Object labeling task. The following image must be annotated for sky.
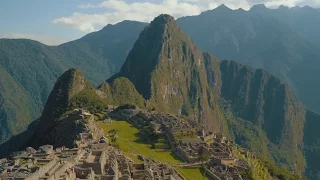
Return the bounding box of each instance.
[0,0,319,45]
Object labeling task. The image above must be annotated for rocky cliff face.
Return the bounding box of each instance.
[220,60,306,172]
[31,68,90,147]
[118,15,225,132]
[38,110,103,148]
[177,6,320,115]
[98,77,145,107]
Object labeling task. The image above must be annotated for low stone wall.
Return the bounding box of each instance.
[172,168,187,180]
[25,159,57,180]
[83,150,106,175]
[203,167,221,180]
[91,143,109,151]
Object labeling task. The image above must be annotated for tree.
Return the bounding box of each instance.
[199,154,211,180]
[199,154,210,163]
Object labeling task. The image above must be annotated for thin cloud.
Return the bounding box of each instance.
[52,0,319,32]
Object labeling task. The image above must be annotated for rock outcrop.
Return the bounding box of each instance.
[115,14,225,132]
[31,68,92,147]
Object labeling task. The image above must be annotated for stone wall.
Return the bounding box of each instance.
[83,150,106,174]
[25,159,57,180]
[203,167,221,180]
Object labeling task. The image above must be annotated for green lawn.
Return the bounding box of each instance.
[97,120,181,164]
[97,120,208,179]
[172,130,199,141]
[176,167,209,180]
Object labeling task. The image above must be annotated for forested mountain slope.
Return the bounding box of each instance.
[104,14,316,176]
[0,21,145,143]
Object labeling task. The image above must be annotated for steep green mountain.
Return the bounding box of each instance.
[107,14,314,175]
[115,15,225,131]
[303,110,320,179]
[220,60,306,172]
[99,77,145,107]
[30,68,107,148]
[0,20,145,143]
[176,5,320,114]
[0,68,108,156]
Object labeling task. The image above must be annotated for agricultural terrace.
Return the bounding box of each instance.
[97,120,208,180]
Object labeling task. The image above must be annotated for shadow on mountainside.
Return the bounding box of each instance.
[0,118,39,158]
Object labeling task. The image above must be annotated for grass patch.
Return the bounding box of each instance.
[97,120,181,164]
[171,129,199,141]
[97,120,210,179]
[176,167,209,180]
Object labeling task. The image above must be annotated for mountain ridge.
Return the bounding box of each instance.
[105,14,311,175]
[0,20,146,143]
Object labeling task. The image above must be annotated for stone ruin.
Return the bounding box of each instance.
[0,108,185,180]
[117,110,249,180]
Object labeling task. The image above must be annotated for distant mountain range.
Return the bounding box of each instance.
[1,4,320,179]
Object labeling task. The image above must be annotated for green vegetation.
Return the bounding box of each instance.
[172,130,198,142]
[120,14,225,133]
[261,158,306,180]
[99,77,145,107]
[70,87,108,113]
[97,120,180,164]
[178,6,320,116]
[223,110,271,160]
[97,119,207,179]
[220,61,306,173]
[176,167,209,180]
[93,112,108,121]
[117,104,137,110]
[302,110,320,179]
[0,67,33,141]
[235,148,306,180]
[235,149,271,180]
[0,39,108,143]
[0,21,146,143]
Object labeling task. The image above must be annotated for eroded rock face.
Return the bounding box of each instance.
[31,68,91,147]
[40,68,86,123]
[39,110,103,149]
[117,14,224,132]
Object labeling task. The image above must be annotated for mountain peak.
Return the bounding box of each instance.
[119,14,198,99]
[152,14,175,24]
[278,5,290,10]
[250,4,267,12]
[146,14,178,32]
[35,68,88,135]
[216,4,231,10]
